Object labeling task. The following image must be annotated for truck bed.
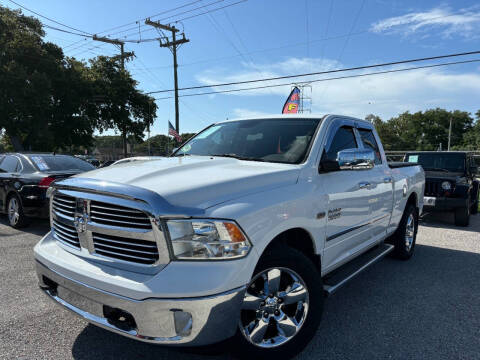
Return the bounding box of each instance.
[388,161,418,169]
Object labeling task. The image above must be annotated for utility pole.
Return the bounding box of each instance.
[92,35,135,157]
[145,19,189,134]
[448,117,453,151]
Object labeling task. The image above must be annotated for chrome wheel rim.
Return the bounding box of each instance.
[405,213,415,251]
[8,198,19,225]
[239,267,309,348]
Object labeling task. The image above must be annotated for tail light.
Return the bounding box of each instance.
[38,176,56,189]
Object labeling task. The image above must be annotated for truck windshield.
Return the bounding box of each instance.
[174,118,321,164]
[406,153,465,172]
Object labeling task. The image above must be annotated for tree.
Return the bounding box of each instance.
[369,109,475,151]
[89,56,157,157]
[0,6,98,151]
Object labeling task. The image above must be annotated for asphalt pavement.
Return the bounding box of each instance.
[0,212,479,360]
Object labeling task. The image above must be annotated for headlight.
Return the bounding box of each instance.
[441,181,452,191]
[166,219,252,260]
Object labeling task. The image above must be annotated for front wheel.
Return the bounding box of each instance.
[234,247,323,359]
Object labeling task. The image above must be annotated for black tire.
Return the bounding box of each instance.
[471,184,479,215]
[454,205,470,227]
[388,204,418,260]
[232,247,323,360]
[7,194,29,228]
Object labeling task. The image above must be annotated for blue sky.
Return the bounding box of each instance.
[2,0,480,136]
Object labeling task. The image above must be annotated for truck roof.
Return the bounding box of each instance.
[218,114,372,126]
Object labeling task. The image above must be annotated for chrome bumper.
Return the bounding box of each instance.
[36,260,245,346]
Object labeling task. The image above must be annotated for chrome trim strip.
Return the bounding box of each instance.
[326,214,390,242]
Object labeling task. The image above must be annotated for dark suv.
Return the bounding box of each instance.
[404,151,479,226]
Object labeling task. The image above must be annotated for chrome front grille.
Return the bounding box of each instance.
[90,200,152,229]
[52,219,80,248]
[92,233,159,264]
[50,190,163,267]
[52,194,75,219]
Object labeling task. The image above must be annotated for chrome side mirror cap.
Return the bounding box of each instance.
[337,148,375,170]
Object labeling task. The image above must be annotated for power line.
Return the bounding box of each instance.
[97,0,204,36]
[152,58,480,99]
[174,0,247,23]
[114,0,246,41]
[146,50,480,94]
[101,0,225,38]
[6,0,91,35]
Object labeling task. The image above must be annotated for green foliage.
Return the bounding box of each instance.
[0,6,157,154]
[367,109,478,151]
[128,132,196,155]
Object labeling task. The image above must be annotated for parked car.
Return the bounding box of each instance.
[404,151,479,226]
[75,155,100,167]
[34,115,424,359]
[112,156,164,165]
[0,153,95,228]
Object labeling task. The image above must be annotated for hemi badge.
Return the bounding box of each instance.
[316,212,326,219]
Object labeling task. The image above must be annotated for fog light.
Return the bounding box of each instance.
[173,310,192,336]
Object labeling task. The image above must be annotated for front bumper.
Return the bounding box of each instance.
[36,260,246,346]
[423,196,468,212]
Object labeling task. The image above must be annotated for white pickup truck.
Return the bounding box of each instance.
[34,115,424,359]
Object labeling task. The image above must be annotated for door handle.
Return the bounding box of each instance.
[383,177,393,183]
[358,182,371,189]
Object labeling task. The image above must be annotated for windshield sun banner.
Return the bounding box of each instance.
[282,86,301,114]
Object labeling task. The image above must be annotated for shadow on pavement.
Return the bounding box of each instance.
[0,215,50,237]
[71,244,480,360]
[420,211,480,233]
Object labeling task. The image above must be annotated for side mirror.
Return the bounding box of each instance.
[470,166,478,175]
[337,148,375,170]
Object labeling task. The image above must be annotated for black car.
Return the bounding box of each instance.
[404,151,479,226]
[0,153,95,228]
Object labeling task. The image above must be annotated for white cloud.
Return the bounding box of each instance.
[232,108,272,118]
[370,5,480,38]
[196,57,480,120]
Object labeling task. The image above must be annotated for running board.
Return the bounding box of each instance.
[323,243,394,296]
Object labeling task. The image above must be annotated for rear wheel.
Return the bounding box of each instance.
[454,203,470,227]
[7,194,28,228]
[233,247,323,359]
[388,204,418,260]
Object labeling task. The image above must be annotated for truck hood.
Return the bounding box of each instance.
[74,156,301,209]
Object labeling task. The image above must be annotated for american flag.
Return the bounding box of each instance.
[168,121,182,142]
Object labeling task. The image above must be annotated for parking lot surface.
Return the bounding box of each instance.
[0,213,479,360]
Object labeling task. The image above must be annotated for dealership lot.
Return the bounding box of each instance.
[0,214,479,360]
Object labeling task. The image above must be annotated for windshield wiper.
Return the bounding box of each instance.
[210,153,267,162]
[423,167,451,172]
